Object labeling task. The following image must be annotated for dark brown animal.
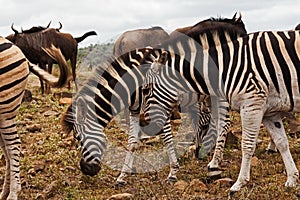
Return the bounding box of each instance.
[113,26,169,57]
[170,12,246,38]
[113,26,171,123]
[296,23,300,30]
[6,23,97,94]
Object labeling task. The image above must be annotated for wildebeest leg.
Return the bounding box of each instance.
[45,63,53,94]
[38,63,46,95]
[71,54,77,91]
[39,79,45,95]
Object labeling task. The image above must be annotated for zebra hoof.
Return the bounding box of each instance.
[265,149,278,154]
[228,190,236,199]
[166,176,178,183]
[115,180,127,189]
[207,167,219,172]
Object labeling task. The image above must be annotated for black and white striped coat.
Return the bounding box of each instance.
[140,30,300,194]
[0,36,68,200]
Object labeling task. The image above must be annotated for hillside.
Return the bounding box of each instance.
[77,42,114,70]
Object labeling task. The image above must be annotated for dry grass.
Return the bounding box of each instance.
[2,75,299,199]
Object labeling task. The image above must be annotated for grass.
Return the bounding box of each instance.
[1,75,299,199]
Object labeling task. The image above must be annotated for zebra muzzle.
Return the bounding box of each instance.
[80,158,101,176]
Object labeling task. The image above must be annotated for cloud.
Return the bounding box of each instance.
[0,0,300,46]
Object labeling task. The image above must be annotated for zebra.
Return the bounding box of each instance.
[140,24,300,195]
[0,37,69,200]
[142,25,300,171]
[61,15,248,185]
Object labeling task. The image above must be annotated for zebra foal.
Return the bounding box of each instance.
[0,37,69,200]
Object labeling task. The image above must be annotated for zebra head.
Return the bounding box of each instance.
[140,51,177,135]
[62,90,106,176]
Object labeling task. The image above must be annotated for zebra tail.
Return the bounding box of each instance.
[29,45,71,88]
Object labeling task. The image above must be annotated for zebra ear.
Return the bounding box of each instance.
[158,51,168,65]
[234,12,242,22]
[151,51,168,74]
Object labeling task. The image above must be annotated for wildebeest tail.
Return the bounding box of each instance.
[75,31,97,43]
[29,45,70,88]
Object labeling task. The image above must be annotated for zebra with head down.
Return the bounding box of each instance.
[61,14,248,186]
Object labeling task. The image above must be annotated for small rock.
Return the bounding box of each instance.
[59,97,72,105]
[214,177,234,187]
[43,110,59,117]
[174,180,188,191]
[188,179,208,192]
[108,193,134,200]
[37,140,44,145]
[28,168,36,175]
[66,166,76,172]
[251,156,259,166]
[26,124,42,132]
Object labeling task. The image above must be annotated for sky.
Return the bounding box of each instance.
[1,0,300,47]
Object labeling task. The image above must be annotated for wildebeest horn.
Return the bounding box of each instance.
[46,21,51,28]
[57,22,62,30]
[11,23,19,34]
[232,12,237,20]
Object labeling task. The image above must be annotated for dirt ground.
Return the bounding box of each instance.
[3,74,300,199]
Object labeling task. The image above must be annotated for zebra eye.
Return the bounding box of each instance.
[76,97,87,124]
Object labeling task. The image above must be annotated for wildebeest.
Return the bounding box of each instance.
[113,26,169,57]
[169,12,245,38]
[6,23,97,94]
[113,26,172,123]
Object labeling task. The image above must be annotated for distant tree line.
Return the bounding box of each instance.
[77,43,114,70]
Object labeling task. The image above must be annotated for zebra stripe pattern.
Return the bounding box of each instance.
[0,36,69,199]
[61,47,214,184]
[61,15,248,185]
[0,37,29,200]
[140,30,300,194]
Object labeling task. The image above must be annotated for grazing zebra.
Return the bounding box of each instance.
[61,15,247,185]
[141,23,300,162]
[140,25,300,194]
[0,37,69,200]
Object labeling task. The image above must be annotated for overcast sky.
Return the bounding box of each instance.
[1,0,300,47]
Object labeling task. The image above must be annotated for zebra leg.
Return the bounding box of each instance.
[207,98,230,170]
[230,102,264,194]
[263,114,299,187]
[189,103,211,159]
[0,133,10,200]
[116,113,140,186]
[0,120,21,200]
[161,118,179,182]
